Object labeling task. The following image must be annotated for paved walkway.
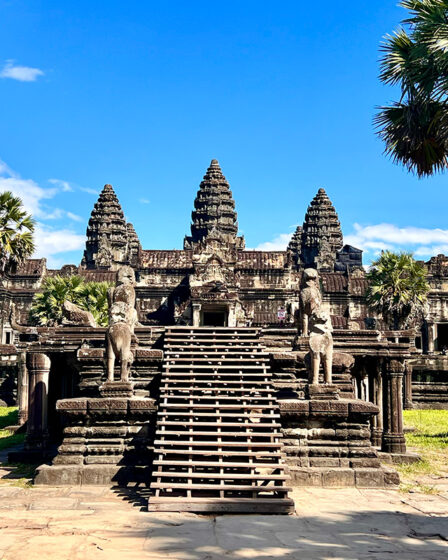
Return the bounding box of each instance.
[0,484,447,559]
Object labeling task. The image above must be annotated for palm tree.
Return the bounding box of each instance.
[77,280,111,326]
[375,0,448,177]
[0,191,35,274]
[367,251,429,329]
[30,275,112,326]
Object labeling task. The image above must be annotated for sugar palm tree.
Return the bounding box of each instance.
[0,191,35,274]
[375,0,448,177]
[367,251,429,329]
[30,275,112,326]
[78,280,111,326]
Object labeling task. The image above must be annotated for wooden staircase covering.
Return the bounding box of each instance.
[148,326,294,513]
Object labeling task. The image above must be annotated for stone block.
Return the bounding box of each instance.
[81,465,121,485]
[289,467,322,486]
[355,468,385,488]
[34,465,82,485]
[349,400,379,415]
[53,454,84,465]
[279,400,309,413]
[128,397,156,414]
[56,398,88,414]
[310,400,348,415]
[310,457,342,468]
[383,466,400,486]
[88,398,128,414]
[322,468,355,487]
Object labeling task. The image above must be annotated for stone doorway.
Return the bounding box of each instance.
[201,306,228,326]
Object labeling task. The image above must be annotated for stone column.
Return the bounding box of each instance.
[381,359,406,454]
[192,303,201,327]
[427,322,436,353]
[404,362,413,409]
[17,351,29,425]
[25,353,51,450]
[371,362,383,447]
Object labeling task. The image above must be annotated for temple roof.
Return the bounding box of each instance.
[185,159,239,247]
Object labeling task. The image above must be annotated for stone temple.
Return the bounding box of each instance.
[0,159,446,512]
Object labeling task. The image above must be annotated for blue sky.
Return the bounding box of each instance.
[1,0,448,267]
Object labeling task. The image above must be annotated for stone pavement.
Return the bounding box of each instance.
[0,484,447,560]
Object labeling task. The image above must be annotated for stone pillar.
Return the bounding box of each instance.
[227,304,236,327]
[381,359,406,454]
[25,353,51,450]
[371,363,383,447]
[17,352,29,425]
[192,303,201,327]
[427,322,435,353]
[404,362,413,409]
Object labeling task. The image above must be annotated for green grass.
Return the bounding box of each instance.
[0,407,35,486]
[0,406,18,429]
[397,409,448,493]
[403,409,448,450]
[0,407,25,451]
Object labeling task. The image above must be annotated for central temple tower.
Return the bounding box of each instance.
[184,159,244,249]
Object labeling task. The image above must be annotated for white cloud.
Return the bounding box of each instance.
[0,60,44,82]
[48,178,73,192]
[34,226,85,267]
[255,233,293,251]
[80,186,99,195]
[139,198,150,204]
[0,158,86,267]
[345,223,448,262]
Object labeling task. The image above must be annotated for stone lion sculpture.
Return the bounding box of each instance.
[62,300,97,327]
[299,268,322,336]
[308,309,333,385]
[106,266,139,383]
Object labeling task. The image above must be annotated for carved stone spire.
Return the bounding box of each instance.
[126,223,142,267]
[287,225,303,267]
[82,184,141,270]
[184,159,241,249]
[300,188,343,270]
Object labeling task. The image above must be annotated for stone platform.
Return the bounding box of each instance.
[35,396,156,486]
[279,398,399,487]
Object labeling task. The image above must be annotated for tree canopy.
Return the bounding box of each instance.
[366,250,429,329]
[376,0,448,177]
[0,191,35,274]
[30,275,112,327]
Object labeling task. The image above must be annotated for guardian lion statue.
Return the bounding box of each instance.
[308,309,333,385]
[106,266,139,383]
[299,268,322,336]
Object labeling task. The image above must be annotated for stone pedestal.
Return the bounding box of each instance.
[382,360,407,454]
[35,396,157,485]
[279,398,399,487]
[306,384,340,401]
[99,381,135,398]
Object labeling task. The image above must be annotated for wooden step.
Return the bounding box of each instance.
[154,440,282,448]
[158,421,282,428]
[153,472,288,481]
[147,497,294,513]
[154,460,286,469]
[152,482,290,492]
[156,430,282,437]
[159,395,274,403]
[160,411,280,418]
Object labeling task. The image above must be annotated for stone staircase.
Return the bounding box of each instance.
[148,326,294,513]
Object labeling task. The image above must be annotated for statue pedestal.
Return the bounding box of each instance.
[35,395,156,486]
[99,381,135,398]
[306,383,340,401]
